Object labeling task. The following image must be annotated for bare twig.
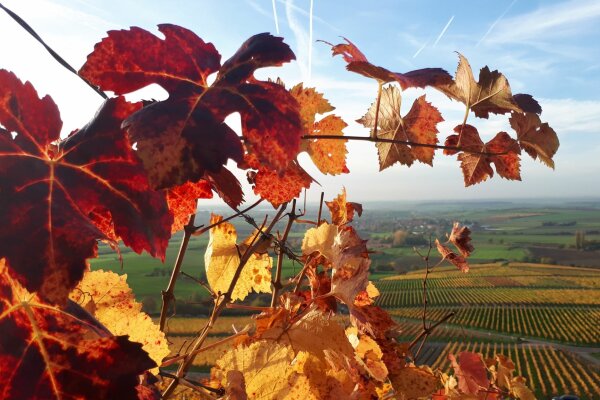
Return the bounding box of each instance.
[317,192,325,225]
[162,204,288,399]
[301,134,509,157]
[159,211,197,332]
[271,199,297,307]
[193,199,263,235]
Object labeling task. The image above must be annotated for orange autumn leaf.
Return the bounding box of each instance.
[449,351,490,395]
[326,188,363,226]
[290,83,348,175]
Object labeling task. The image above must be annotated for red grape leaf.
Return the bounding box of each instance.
[436,239,470,272]
[0,260,155,400]
[167,179,213,233]
[328,38,452,89]
[445,124,521,186]
[326,188,363,226]
[358,87,443,170]
[0,70,171,303]
[449,351,490,395]
[80,25,302,196]
[509,112,559,169]
[448,222,474,258]
[436,53,522,118]
[245,152,312,207]
[290,84,348,175]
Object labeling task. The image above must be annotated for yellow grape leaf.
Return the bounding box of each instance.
[205,214,272,301]
[510,376,535,400]
[391,365,440,399]
[301,222,338,260]
[214,341,297,400]
[258,309,355,360]
[346,327,388,381]
[70,270,169,373]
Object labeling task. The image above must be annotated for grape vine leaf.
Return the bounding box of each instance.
[301,222,338,261]
[80,25,303,194]
[166,179,213,233]
[391,365,440,399]
[0,260,155,400]
[436,53,523,118]
[445,125,521,186]
[449,351,490,395]
[290,83,348,175]
[331,226,371,305]
[0,70,171,303]
[509,112,559,169]
[346,327,388,381]
[244,153,312,207]
[326,188,363,226]
[205,214,272,301]
[358,87,443,170]
[436,239,470,272]
[70,270,170,373]
[327,38,453,89]
[448,222,474,258]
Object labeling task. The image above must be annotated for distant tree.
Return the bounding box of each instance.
[392,230,408,246]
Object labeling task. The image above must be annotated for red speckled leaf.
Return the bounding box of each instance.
[80,25,302,197]
[167,179,213,233]
[445,124,521,187]
[0,70,171,303]
[245,152,312,208]
[0,260,155,400]
[328,38,452,89]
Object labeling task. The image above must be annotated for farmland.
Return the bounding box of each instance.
[89,200,600,399]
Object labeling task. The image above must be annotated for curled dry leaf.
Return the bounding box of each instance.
[436,53,522,118]
[358,86,443,170]
[346,327,389,382]
[448,222,474,258]
[205,214,272,301]
[436,239,470,272]
[509,112,559,169]
[81,25,302,199]
[70,270,170,373]
[331,226,371,305]
[0,260,155,400]
[328,37,452,89]
[0,70,171,303]
[445,124,521,187]
[326,187,363,226]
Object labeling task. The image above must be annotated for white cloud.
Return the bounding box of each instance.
[486,0,600,44]
[540,98,600,134]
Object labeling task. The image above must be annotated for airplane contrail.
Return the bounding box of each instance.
[477,0,518,46]
[272,0,280,34]
[413,40,429,58]
[433,15,454,46]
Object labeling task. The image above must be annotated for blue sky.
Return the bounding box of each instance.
[0,0,599,204]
